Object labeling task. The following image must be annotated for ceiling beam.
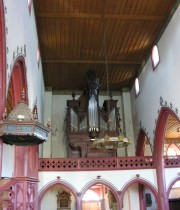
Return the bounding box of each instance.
[37,12,164,21]
[42,59,142,65]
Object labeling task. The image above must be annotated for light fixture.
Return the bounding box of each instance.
[89,15,131,150]
[46,118,58,136]
[52,124,59,136]
[91,134,131,149]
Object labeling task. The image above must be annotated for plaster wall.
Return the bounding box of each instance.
[1,144,14,177]
[3,0,45,120]
[41,185,76,210]
[130,5,180,148]
[123,184,140,210]
[121,92,135,156]
[2,0,45,176]
[165,168,180,189]
[169,188,180,199]
[42,91,53,158]
[144,187,157,210]
[38,169,157,193]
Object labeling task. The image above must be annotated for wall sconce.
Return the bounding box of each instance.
[52,124,59,136]
[46,118,59,136]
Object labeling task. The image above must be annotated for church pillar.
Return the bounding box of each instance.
[138,184,145,210]
[154,108,170,210]
[14,145,39,209]
[0,139,3,177]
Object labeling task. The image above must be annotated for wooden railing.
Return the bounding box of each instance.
[164,155,180,168]
[38,156,180,171]
[39,156,155,171]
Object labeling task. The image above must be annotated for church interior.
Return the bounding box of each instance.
[0,0,180,210]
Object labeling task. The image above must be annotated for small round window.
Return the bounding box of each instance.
[151,45,160,70]
[28,0,32,14]
[37,46,40,67]
[134,78,140,96]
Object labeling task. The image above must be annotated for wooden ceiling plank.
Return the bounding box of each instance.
[129,1,146,60]
[116,20,136,61]
[117,65,128,89]
[110,20,129,61]
[106,19,121,60]
[128,20,151,62]
[56,18,61,59]
[137,20,161,61]
[37,12,165,21]
[42,59,141,65]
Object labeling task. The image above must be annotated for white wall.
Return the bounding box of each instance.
[131,5,180,149]
[4,0,45,119]
[2,0,45,176]
[144,186,157,210]
[38,169,157,193]
[41,185,76,210]
[1,144,14,177]
[122,184,140,210]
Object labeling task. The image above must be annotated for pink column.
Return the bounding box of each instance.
[0,139,3,177]
[154,108,170,210]
[138,184,145,210]
[28,145,39,178]
[14,146,27,176]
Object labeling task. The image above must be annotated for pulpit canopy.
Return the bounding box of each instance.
[0,97,50,146]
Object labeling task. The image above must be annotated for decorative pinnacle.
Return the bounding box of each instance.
[21,88,26,101]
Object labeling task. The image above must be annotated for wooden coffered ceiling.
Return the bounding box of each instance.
[34,0,179,92]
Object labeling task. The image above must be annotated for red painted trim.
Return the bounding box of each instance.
[136,129,146,156]
[154,107,180,210]
[138,184,145,210]
[0,0,6,118]
[9,56,28,106]
[79,179,121,210]
[38,179,80,210]
[167,177,180,197]
[39,156,155,171]
[136,129,152,156]
[0,0,6,179]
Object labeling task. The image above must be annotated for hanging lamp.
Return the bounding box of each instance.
[90,13,131,150]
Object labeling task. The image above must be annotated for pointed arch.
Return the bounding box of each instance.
[136,129,152,156]
[8,55,28,107]
[38,179,79,210]
[120,178,158,210]
[80,179,121,210]
[167,143,180,156]
[154,106,180,210]
[167,177,180,197]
